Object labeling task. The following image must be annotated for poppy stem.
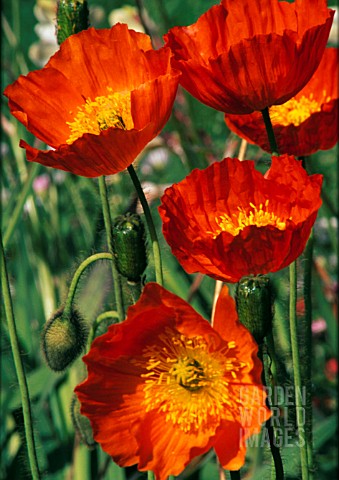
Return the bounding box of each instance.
[302,232,315,477]
[98,176,125,322]
[0,232,41,480]
[260,343,285,480]
[261,108,279,156]
[63,253,113,319]
[135,0,153,39]
[230,470,241,480]
[87,310,119,350]
[289,261,309,480]
[127,164,164,286]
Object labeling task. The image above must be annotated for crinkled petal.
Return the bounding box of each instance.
[75,283,267,478]
[225,48,338,155]
[159,156,322,282]
[165,0,334,113]
[4,24,180,177]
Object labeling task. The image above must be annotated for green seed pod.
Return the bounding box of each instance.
[56,0,89,45]
[112,213,147,283]
[236,275,272,345]
[70,394,96,449]
[42,308,88,372]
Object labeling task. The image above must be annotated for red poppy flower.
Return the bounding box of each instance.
[225,48,339,156]
[75,282,270,480]
[159,155,322,283]
[4,24,180,177]
[164,0,334,114]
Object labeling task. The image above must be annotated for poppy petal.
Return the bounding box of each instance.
[225,48,338,155]
[159,156,322,282]
[4,25,180,177]
[165,0,334,114]
[75,283,269,478]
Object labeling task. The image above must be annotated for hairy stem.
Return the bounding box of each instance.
[289,261,309,480]
[1,232,41,479]
[127,164,163,286]
[63,253,113,318]
[261,107,279,155]
[98,176,125,321]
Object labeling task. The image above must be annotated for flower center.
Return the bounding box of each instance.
[172,358,206,392]
[269,92,330,127]
[211,200,288,238]
[66,87,134,144]
[138,328,244,432]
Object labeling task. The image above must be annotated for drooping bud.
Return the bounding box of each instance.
[42,308,88,371]
[112,213,147,283]
[56,0,89,45]
[71,394,96,449]
[236,275,272,345]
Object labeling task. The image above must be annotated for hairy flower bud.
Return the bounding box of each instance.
[112,213,147,283]
[57,0,89,45]
[236,275,272,345]
[42,308,88,371]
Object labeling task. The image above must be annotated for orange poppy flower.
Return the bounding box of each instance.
[75,282,270,480]
[159,155,322,283]
[164,0,334,114]
[4,24,180,177]
[225,48,339,156]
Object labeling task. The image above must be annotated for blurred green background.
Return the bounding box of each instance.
[1,1,337,479]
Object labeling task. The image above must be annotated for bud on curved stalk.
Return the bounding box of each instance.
[57,0,89,45]
[236,275,272,345]
[112,213,148,284]
[71,394,96,449]
[42,308,88,371]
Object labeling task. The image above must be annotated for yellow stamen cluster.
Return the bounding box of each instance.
[211,200,288,238]
[138,328,244,433]
[269,92,331,127]
[66,87,134,144]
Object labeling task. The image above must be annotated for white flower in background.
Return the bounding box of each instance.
[29,0,59,67]
[328,6,338,45]
[108,5,144,32]
[141,146,169,175]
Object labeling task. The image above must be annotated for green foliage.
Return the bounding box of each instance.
[1,1,337,480]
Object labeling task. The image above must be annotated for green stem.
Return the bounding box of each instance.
[230,471,241,480]
[302,233,315,478]
[3,162,41,247]
[134,0,153,38]
[261,344,285,480]
[147,472,155,480]
[87,310,119,348]
[127,164,163,286]
[289,261,309,480]
[95,310,119,324]
[0,232,41,480]
[98,176,125,321]
[261,108,279,156]
[63,253,113,318]
[127,281,142,304]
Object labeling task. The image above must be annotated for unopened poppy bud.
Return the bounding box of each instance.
[112,213,147,283]
[57,0,89,45]
[71,394,96,449]
[236,275,272,345]
[42,308,88,371]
